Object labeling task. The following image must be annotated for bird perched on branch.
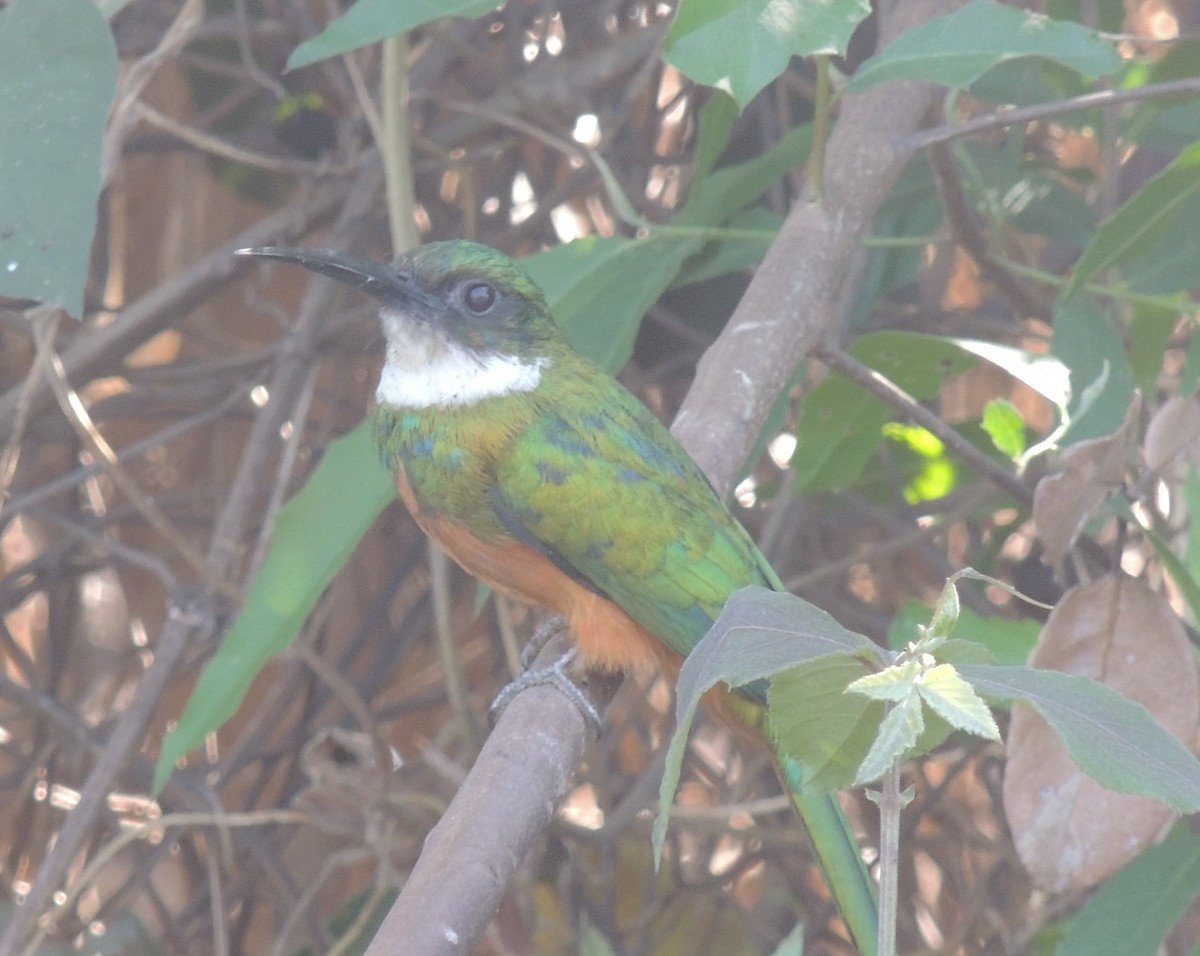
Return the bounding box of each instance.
[238,240,877,950]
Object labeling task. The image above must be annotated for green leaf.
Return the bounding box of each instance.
[524,236,696,373]
[849,0,1121,93]
[1057,825,1200,956]
[934,638,1000,667]
[982,399,1026,459]
[1051,297,1137,445]
[679,123,813,227]
[916,664,1000,740]
[678,587,880,701]
[153,422,394,792]
[287,0,499,69]
[960,664,1200,812]
[880,423,958,504]
[1120,191,1200,297]
[692,90,738,184]
[969,55,1091,109]
[854,156,943,327]
[674,207,782,288]
[1066,141,1200,297]
[957,136,1097,247]
[848,661,920,702]
[1047,0,1126,33]
[950,615,1037,667]
[769,923,805,956]
[0,0,117,318]
[927,577,961,639]
[664,0,871,109]
[1184,469,1200,595]
[891,603,1036,666]
[654,586,879,858]
[792,332,976,491]
[769,655,882,792]
[1128,98,1200,153]
[1129,303,1184,395]
[527,122,814,373]
[854,695,924,785]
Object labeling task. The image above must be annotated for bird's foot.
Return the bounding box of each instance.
[489,646,603,736]
[520,615,570,670]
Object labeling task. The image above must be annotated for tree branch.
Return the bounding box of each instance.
[367,2,960,953]
[363,630,617,956]
[673,0,962,494]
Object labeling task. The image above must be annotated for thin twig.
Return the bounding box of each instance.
[39,338,240,599]
[133,101,343,176]
[927,141,1050,322]
[0,175,353,442]
[0,308,60,505]
[2,385,247,519]
[383,36,421,253]
[814,342,1034,505]
[0,161,384,956]
[901,76,1200,155]
[428,542,485,749]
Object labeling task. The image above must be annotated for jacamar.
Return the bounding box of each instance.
[237,240,877,949]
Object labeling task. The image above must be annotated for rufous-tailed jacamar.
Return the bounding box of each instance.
[237,240,878,949]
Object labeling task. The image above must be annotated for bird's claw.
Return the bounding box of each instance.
[519,615,569,670]
[489,646,603,736]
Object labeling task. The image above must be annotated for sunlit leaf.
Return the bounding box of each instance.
[982,399,1026,459]
[916,664,1000,740]
[664,0,871,109]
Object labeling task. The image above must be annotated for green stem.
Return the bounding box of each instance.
[807,55,831,196]
[876,761,902,956]
[382,36,419,254]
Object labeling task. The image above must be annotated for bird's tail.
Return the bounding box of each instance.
[714,684,878,953]
[778,753,879,956]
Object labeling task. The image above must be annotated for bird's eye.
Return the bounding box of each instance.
[463,281,497,314]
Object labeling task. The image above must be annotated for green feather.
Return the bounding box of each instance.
[491,360,770,661]
[254,239,878,953]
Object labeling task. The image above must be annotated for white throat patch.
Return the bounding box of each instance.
[375,308,546,408]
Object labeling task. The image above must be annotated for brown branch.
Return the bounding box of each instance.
[927,141,1051,323]
[363,630,616,956]
[901,75,1200,155]
[672,0,963,494]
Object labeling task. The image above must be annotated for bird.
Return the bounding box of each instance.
[237,239,877,948]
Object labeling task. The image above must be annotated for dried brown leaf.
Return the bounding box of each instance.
[1032,395,1141,566]
[1003,575,1200,893]
[1144,393,1200,473]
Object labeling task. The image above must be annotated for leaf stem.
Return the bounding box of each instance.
[807,54,831,196]
[876,760,902,956]
[382,35,419,253]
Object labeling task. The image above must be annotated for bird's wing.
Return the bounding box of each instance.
[491,385,769,660]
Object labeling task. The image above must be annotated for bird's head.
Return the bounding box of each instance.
[237,241,563,407]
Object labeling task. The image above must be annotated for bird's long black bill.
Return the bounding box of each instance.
[236,246,407,301]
